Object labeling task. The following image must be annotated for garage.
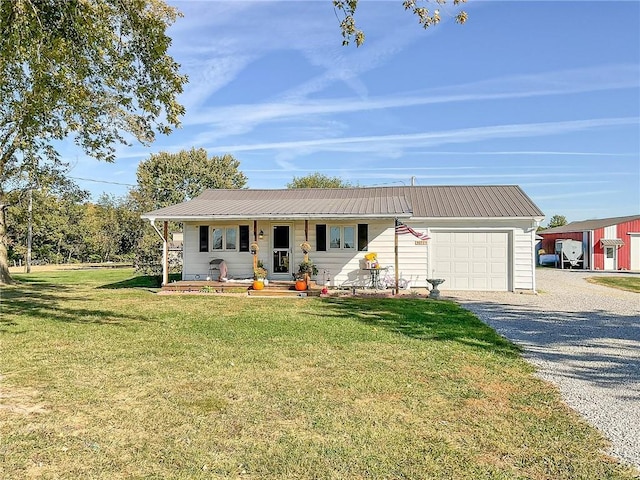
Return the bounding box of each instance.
[432,231,509,291]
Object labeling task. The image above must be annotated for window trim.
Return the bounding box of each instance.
[210,226,240,252]
[329,225,356,250]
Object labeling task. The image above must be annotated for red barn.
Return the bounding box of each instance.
[539,215,640,271]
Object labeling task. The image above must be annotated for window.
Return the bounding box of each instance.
[330,226,341,249]
[316,224,327,251]
[199,226,209,252]
[239,225,250,252]
[357,224,368,251]
[212,227,238,251]
[344,226,355,249]
[329,225,356,249]
[212,228,224,250]
[226,227,236,250]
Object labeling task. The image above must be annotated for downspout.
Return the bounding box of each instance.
[149,219,168,286]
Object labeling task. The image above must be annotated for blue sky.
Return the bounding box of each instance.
[65,0,639,224]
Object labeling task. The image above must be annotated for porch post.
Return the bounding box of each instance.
[304,219,309,242]
[163,221,169,286]
[394,218,399,295]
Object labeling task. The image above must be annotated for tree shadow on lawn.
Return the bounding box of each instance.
[321,297,521,359]
[456,299,640,398]
[98,273,182,291]
[1,283,151,328]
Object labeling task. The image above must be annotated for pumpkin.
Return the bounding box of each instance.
[294,280,307,291]
[252,280,265,290]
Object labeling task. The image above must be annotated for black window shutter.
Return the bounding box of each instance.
[316,224,327,251]
[357,224,368,251]
[199,226,209,252]
[239,225,250,252]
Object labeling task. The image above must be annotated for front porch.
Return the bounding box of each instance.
[161,279,323,297]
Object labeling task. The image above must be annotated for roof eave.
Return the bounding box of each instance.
[141,213,413,222]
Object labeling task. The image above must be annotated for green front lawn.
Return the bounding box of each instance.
[586,276,640,293]
[0,270,635,479]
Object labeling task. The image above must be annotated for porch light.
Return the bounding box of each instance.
[259,229,264,239]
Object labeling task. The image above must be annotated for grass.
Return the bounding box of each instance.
[1,270,637,479]
[586,276,640,293]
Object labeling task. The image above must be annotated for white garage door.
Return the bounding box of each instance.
[432,231,509,291]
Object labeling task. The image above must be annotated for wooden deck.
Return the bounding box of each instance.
[161,280,322,297]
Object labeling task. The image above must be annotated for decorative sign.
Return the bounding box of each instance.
[414,240,428,245]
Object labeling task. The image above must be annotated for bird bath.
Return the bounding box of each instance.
[426,278,445,299]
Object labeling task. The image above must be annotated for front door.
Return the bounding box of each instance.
[604,246,616,270]
[272,225,291,278]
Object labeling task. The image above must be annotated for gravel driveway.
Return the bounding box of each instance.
[446,268,640,469]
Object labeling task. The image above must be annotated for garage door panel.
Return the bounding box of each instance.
[454,262,469,273]
[473,246,488,259]
[472,262,488,274]
[472,232,488,243]
[491,262,507,274]
[433,231,509,291]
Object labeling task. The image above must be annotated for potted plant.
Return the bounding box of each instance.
[253,263,268,290]
[294,259,318,290]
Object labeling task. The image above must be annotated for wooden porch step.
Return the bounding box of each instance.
[161,280,321,296]
[247,288,317,297]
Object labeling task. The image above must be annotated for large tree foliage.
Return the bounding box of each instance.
[287,172,353,189]
[0,0,187,283]
[7,190,144,266]
[135,148,247,211]
[334,0,468,46]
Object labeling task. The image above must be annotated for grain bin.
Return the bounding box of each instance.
[555,239,584,269]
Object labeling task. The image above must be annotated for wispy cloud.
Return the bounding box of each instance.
[209,117,638,153]
[185,64,639,142]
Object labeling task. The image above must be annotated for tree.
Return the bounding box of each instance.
[334,0,468,46]
[287,173,353,189]
[135,148,247,210]
[548,215,568,229]
[0,0,187,283]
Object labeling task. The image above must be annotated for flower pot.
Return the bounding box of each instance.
[253,280,265,290]
[295,280,307,291]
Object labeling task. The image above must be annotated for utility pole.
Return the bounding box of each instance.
[26,186,33,273]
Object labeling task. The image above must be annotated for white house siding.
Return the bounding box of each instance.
[604,225,617,239]
[182,221,256,280]
[181,218,538,292]
[305,220,393,288]
[513,227,537,291]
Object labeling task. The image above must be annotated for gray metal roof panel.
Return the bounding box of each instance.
[142,185,544,220]
[541,214,640,234]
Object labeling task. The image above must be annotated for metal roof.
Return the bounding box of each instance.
[141,185,544,221]
[540,214,640,234]
[600,238,625,247]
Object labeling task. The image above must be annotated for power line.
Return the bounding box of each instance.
[69,176,136,187]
